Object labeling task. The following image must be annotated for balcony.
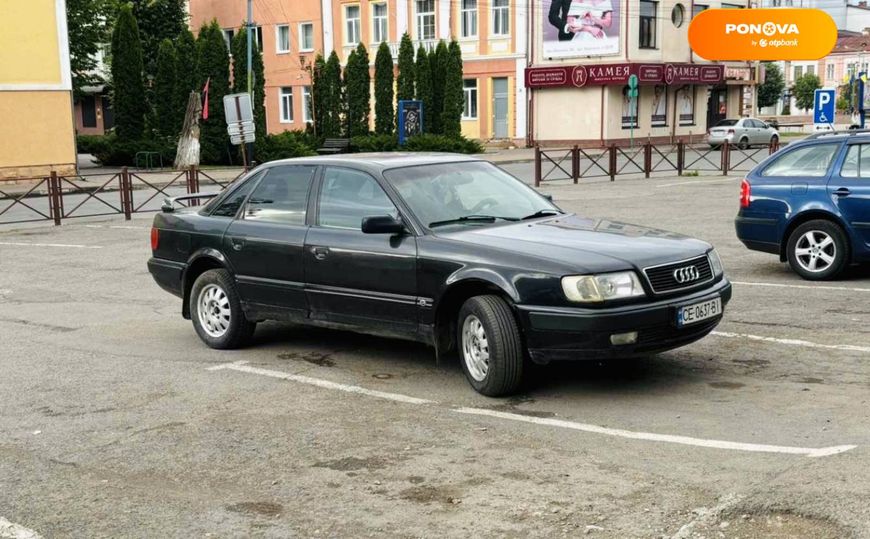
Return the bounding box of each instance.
[342,39,440,64]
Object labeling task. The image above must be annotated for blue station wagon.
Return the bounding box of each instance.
[735,131,870,280]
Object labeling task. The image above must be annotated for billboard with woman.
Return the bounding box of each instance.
[544,0,621,59]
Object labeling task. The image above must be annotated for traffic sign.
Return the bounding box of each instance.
[223,93,254,124]
[813,88,835,125]
[628,74,638,89]
[227,121,255,136]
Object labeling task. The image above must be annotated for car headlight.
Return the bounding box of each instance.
[561,271,646,303]
[708,249,724,277]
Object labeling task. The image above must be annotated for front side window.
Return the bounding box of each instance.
[319,168,397,229]
[639,0,657,48]
[211,171,264,217]
[416,0,436,40]
[384,162,558,229]
[461,0,477,37]
[762,143,840,177]
[492,0,510,36]
[276,24,290,53]
[300,22,315,51]
[463,79,478,119]
[280,87,294,123]
[346,5,361,45]
[840,144,870,178]
[373,3,388,43]
[244,166,316,224]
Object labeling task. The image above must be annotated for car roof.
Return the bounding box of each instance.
[262,152,484,171]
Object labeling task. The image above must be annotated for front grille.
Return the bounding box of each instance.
[643,255,713,294]
[635,317,721,352]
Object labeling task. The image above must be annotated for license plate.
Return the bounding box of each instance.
[677,297,722,327]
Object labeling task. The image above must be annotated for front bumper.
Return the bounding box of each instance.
[517,278,732,363]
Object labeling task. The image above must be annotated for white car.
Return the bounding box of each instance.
[707,118,780,149]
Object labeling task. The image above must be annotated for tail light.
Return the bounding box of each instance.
[727,128,735,135]
[740,179,751,208]
[150,227,159,250]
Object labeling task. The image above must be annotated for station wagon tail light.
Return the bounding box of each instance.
[150,227,159,251]
[740,179,751,208]
[561,272,646,303]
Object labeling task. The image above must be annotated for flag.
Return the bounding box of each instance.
[202,78,210,120]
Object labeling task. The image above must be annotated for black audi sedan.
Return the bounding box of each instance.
[148,154,731,396]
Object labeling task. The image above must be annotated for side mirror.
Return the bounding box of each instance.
[361,215,405,234]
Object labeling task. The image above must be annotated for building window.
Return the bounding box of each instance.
[300,22,314,51]
[461,0,478,37]
[691,4,707,18]
[826,63,835,80]
[721,2,744,7]
[416,0,436,40]
[276,25,290,53]
[345,5,361,45]
[639,0,657,49]
[222,28,235,51]
[806,65,815,76]
[794,65,803,80]
[372,3,388,43]
[492,0,510,36]
[280,87,294,123]
[303,86,312,123]
[462,79,478,119]
[254,26,263,50]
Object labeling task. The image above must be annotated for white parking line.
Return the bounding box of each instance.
[207,361,435,405]
[0,518,42,539]
[453,408,855,458]
[656,177,740,188]
[0,242,102,249]
[83,224,148,230]
[733,281,870,293]
[208,361,857,458]
[712,331,870,354]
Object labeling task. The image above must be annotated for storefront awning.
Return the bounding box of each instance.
[524,63,725,89]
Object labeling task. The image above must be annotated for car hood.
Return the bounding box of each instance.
[437,214,711,273]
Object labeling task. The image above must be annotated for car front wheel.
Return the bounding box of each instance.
[190,269,256,349]
[457,295,523,397]
[786,220,849,280]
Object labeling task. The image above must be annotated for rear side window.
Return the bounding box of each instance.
[840,144,870,178]
[243,165,316,224]
[211,171,264,217]
[318,167,397,229]
[761,143,840,177]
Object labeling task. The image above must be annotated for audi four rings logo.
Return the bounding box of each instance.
[673,265,700,283]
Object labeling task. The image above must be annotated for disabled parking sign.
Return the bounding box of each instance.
[813,89,835,125]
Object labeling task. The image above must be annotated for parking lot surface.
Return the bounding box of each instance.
[1,170,869,538]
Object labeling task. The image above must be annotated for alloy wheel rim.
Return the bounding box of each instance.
[197,284,231,338]
[462,315,490,382]
[795,230,836,273]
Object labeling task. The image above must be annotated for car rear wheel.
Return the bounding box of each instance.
[457,295,523,397]
[737,137,749,150]
[786,220,849,280]
[190,269,256,349]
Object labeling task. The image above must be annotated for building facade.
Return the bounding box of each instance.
[526,0,756,145]
[0,0,76,179]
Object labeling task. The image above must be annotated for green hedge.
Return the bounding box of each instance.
[349,133,483,154]
[257,131,317,162]
[92,134,176,167]
[76,134,110,155]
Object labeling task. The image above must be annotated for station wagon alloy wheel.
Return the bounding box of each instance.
[794,231,836,273]
[462,315,490,382]
[197,284,231,338]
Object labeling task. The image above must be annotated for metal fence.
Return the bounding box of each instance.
[0,166,246,227]
[534,139,781,186]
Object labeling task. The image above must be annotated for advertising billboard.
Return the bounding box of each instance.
[543,0,621,59]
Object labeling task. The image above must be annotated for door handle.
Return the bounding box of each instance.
[231,238,245,251]
[311,246,329,261]
[833,187,851,197]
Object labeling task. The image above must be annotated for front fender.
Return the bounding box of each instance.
[444,267,521,303]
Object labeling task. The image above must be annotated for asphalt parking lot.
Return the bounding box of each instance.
[2,168,869,538]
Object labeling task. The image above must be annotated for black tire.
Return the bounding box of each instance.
[770,134,779,147]
[738,137,749,150]
[785,220,850,281]
[457,295,523,397]
[190,269,256,349]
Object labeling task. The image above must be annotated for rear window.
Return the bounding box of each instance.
[715,119,738,127]
[761,143,840,177]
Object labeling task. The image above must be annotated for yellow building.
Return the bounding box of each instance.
[0,0,76,179]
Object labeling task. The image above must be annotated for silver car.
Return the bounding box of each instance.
[707,118,780,149]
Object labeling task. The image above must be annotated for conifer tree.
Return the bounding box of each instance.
[154,39,178,138]
[396,33,415,102]
[374,42,394,134]
[111,4,147,140]
[195,20,231,164]
[414,45,433,134]
[345,44,371,137]
[442,40,464,138]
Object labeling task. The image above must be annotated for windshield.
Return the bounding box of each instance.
[383,162,559,229]
[715,119,738,127]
